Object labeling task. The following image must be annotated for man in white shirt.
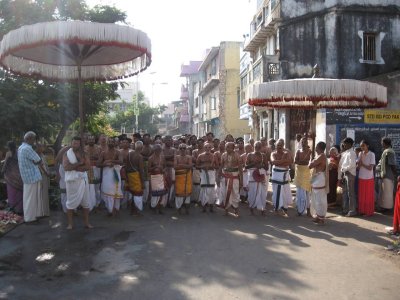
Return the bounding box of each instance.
[338,137,358,217]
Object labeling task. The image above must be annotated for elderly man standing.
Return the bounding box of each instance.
[18,131,43,223]
[271,139,293,216]
[378,137,397,212]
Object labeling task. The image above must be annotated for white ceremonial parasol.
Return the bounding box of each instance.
[0,20,152,137]
[249,78,387,109]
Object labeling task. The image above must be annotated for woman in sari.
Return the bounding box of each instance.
[2,141,23,214]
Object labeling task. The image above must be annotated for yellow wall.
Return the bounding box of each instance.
[221,42,251,137]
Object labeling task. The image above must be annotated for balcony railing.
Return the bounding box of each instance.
[244,1,281,53]
[199,74,219,96]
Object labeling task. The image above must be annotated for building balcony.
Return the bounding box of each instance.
[199,74,219,96]
[180,85,189,100]
[244,1,281,53]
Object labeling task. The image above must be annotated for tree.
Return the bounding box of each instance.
[107,90,167,136]
[0,0,128,151]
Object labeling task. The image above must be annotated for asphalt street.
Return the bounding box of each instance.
[0,202,398,300]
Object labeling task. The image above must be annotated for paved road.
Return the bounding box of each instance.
[0,203,398,300]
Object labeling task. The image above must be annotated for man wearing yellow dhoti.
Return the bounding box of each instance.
[126,141,145,214]
[141,134,153,206]
[174,144,192,214]
[294,137,312,216]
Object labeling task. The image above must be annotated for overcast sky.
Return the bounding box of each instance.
[87,0,255,105]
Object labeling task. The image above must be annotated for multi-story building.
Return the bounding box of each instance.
[107,82,140,115]
[198,41,249,138]
[180,61,202,135]
[243,0,400,160]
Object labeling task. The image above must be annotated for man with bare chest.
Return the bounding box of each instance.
[271,139,293,216]
[192,139,205,203]
[119,137,132,209]
[294,137,312,216]
[98,134,108,153]
[197,143,218,212]
[235,137,245,156]
[220,142,243,216]
[214,140,226,203]
[246,141,269,215]
[239,144,253,203]
[174,143,193,214]
[149,144,167,214]
[163,136,176,207]
[308,142,328,224]
[141,134,153,205]
[85,135,102,210]
[97,137,123,216]
[126,141,145,215]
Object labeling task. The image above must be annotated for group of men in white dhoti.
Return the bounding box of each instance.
[47,130,333,229]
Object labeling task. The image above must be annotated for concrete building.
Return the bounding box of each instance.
[243,0,400,161]
[107,82,141,115]
[198,41,250,139]
[180,61,203,135]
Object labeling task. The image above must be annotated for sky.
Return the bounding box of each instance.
[87,0,256,106]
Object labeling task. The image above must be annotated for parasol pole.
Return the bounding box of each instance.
[77,61,84,142]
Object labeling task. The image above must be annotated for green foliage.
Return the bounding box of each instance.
[0,0,128,150]
[107,90,167,136]
[88,5,127,24]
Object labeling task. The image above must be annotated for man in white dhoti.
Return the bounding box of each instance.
[192,139,205,203]
[97,137,123,216]
[63,136,92,229]
[220,142,242,217]
[149,144,167,214]
[308,142,329,225]
[163,136,176,208]
[18,131,43,223]
[85,135,102,211]
[55,145,70,213]
[197,143,217,212]
[246,141,269,216]
[294,137,312,216]
[377,137,397,211]
[271,139,293,216]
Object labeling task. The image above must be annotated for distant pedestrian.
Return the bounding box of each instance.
[36,143,50,218]
[377,137,397,211]
[327,146,340,205]
[2,141,23,214]
[357,140,375,216]
[18,131,43,222]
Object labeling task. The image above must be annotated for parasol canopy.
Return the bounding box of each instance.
[0,20,152,138]
[0,20,151,81]
[248,78,387,109]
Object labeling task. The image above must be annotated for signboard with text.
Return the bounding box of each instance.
[326,109,364,124]
[364,110,400,124]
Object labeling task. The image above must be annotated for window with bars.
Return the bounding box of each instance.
[363,32,376,61]
[268,63,280,75]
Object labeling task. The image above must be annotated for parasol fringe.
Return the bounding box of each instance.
[249,78,387,108]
